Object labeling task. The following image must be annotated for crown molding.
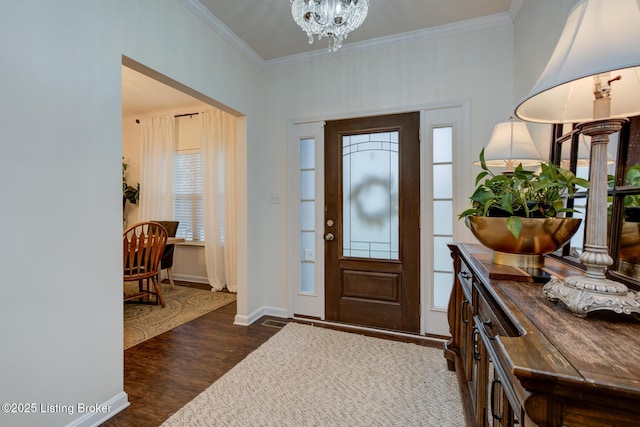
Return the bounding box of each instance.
[264,13,513,70]
[177,0,266,69]
[178,1,514,72]
[508,0,525,21]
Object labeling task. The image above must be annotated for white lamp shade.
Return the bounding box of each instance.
[515,0,640,124]
[479,120,543,167]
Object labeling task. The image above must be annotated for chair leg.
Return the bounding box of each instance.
[167,268,175,289]
[150,276,166,308]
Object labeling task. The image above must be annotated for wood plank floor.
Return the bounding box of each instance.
[102,286,444,426]
[102,301,285,427]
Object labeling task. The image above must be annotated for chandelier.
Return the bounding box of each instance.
[290,0,369,52]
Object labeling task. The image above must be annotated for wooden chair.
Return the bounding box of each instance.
[154,220,179,289]
[123,221,168,307]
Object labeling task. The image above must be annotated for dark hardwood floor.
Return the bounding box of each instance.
[102,300,286,427]
[103,284,444,426]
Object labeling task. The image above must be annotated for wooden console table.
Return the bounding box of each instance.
[444,243,640,426]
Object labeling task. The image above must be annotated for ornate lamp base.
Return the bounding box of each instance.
[544,276,640,318]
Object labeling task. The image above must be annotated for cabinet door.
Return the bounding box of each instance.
[471,321,489,426]
[460,295,473,381]
[488,366,519,426]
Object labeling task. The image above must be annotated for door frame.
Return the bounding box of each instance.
[287,101,471,335]
[420,104,471,336]
[287,120,326,319]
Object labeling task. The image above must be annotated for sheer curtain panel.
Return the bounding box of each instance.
[201,109,238,292]
[138,115,176,222]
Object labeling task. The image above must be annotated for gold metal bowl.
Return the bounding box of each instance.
[466,216,582,268]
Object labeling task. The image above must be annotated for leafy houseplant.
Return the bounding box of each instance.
[624,164,640,222]
[459,148,590,238]
[122,159,139,221]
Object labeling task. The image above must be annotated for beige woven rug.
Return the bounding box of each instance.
[162,323,464,426]
[124,282,236,349]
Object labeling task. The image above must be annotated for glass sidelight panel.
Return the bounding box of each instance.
[300,137,316,294]
[342,131,399,260]
[432,126,454,310]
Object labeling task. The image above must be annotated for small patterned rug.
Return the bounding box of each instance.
[123,282,236,349]
[161,323,464,426]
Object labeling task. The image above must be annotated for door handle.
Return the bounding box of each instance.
[325,233,335,241]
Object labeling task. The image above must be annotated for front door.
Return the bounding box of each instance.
[324,112,420,333]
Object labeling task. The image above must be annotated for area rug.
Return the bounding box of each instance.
[124,283,236,349]
[161,323,464,426]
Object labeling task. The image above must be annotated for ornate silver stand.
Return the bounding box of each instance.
[543,112,640,317]
[544,275,640,317]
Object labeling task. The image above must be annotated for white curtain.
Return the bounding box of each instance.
[201,109,238,292]
[138,115,176,222]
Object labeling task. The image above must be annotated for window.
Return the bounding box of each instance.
[550,116,640,289]
[299,137,316,294]
[432,126,454,309]
[175,149,204,241]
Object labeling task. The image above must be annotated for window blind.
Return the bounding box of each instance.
[175,149,204,241]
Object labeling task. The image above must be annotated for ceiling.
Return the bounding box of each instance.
[123,0,520,117]
[199,0,515,61]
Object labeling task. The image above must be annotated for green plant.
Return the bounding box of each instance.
[624,164,640,208]
[122,158,139,205]
[459,148,589,238]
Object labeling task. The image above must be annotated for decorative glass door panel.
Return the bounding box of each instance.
[342,132,399,260]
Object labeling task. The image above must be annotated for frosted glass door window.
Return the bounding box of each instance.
[300,138,316,294]
[343,132,399,260]
[432,126,454,309]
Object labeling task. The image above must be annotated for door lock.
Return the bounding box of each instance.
[325,233,335,241]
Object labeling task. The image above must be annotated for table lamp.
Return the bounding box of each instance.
[515,0,640,317]
[477,117,543,173]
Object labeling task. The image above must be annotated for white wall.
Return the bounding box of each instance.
[513,0,581,158]
[262,23,515,312]
[0,1,262,426]
[0,0,582,425]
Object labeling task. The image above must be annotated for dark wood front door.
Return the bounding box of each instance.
[324,112,420,333]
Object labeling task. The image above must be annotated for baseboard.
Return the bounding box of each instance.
[172,273,209,284]
[66,391,129,427]
[234,305,288,326]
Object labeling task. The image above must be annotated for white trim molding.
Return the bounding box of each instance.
[177,2,514,71]
[177,0,265,68]
[66,391,129,427]
[264,13,513,69]
[234,306,289,326]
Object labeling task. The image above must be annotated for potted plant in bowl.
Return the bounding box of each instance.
[459,148,589,268]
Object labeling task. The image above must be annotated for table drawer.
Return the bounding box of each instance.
[476,286,510,338]
[458,257,474,302]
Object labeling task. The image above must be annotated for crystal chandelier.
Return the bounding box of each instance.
[290,0,369,52]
